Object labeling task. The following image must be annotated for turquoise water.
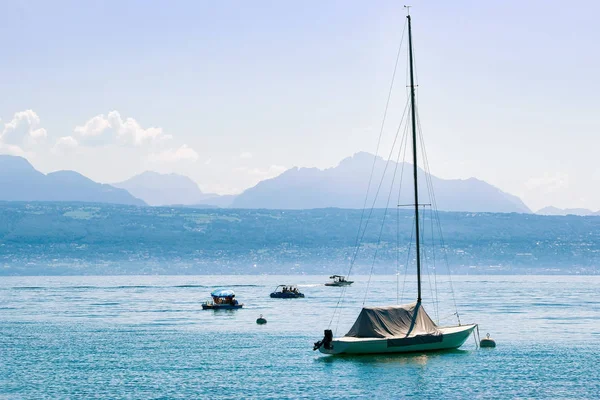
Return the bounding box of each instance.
[1,275,599,399]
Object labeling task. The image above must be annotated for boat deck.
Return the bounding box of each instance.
[335,324,476,342]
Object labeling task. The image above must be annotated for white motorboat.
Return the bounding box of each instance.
[324,275,354,287]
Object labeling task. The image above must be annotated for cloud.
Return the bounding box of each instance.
[74,115,110,137]
[74,111,172,146]
[72,111,200,166]
[240,152,253,159]
[2,109,201,174]
[525,173,569,193]
[0,142,28,157]
[0,110,47,147]
[52,136,79,153]
[148,144,199,163]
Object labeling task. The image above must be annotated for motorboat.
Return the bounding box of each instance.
[202,289,243,310]
[270,285,305,299]
[324,275,353,287]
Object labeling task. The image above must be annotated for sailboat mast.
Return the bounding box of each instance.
[407,14,422,303]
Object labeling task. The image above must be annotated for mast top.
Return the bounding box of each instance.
[404,5,411,16]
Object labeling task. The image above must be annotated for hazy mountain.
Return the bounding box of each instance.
[193,194,237,208]
[231,152,531,213]
[113,171,236,207]
[536,206,596,216]
[0,155,144,205]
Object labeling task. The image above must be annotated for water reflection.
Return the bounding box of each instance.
[316,348,470,365]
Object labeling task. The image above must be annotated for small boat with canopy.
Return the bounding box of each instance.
[202,289,243,310]
[324,275,354,287]
[314,9,477,355]
[270,285,305,299]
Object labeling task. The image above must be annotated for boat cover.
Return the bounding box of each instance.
[211,289,235,297]
[345,302,440,338]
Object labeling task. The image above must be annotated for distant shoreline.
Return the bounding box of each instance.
[2,202,599,276]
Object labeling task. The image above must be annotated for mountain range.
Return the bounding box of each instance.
[0,155,144,206]
[0,152,550,213]
[113,171,228,207]
[535,206,599,216]
[230,152,531,213]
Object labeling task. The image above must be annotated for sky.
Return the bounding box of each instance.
[1,0,599,210]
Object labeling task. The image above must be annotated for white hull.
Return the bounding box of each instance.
[324,282,353,287]
[319,324,476,355]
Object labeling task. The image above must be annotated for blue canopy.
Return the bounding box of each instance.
[211,289,235,298]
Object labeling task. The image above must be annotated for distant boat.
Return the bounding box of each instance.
[202,289,243,310]
[314,12,476,355]
[270,285,305,299]
[324,275,354,287]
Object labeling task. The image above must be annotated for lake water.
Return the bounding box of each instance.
[1,275,599,399]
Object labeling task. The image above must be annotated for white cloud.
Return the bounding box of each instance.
[1,110,47,147]
[0,142,27,157]
[74,115,110,137]
[525,173,569,193]
[240,152,253,159]
[52,136,79,153]
[74,110,171,146]
[148,144,199,163]
[71,110,200,167]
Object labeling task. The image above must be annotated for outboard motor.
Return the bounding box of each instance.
[313,329,333,351]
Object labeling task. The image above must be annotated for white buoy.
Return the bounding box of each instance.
[480,333,496,348]
[256,314,267,325]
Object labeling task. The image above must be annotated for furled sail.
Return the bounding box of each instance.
[345,302,440,338]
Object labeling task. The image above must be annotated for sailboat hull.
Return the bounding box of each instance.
[318,324,476,355]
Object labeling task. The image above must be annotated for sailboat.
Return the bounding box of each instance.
[314,12,477,355]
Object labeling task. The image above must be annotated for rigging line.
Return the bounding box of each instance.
[437,312,459,322]
[347,18,408,274]
[330,280,353,332]
[411,24,420,102]
[412,108,440,323]
[362,103,411,306]
[398,119,412,303]
[330,98,409,326]
[416,133,440,322]
[328,19,408,329]
[408,55,455,322]
[396,110,411,304]
[415,108,460,324]
[429,205,440,322]
[332,285,348,334]
[396,192,400,304]
[346,98,410,278]
[421,204,437,322]
[422,170,440,322]
[400,212,414,303]
[417,119,448,322]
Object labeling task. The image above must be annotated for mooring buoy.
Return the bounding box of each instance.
[256,314,267,325]
[480,333,496,348]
